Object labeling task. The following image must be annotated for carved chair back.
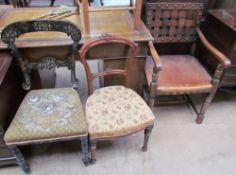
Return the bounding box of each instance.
[79,34,138,95]
[145,2,204,43]
[1,20,81,90]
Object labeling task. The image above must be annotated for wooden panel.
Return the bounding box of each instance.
[0,53,24,166]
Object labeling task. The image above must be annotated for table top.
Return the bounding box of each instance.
[208,9,236,31]
[0,6,153,49]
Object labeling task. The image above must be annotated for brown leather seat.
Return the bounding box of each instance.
[146,55,213,95]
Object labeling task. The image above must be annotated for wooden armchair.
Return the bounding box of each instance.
[1,20,89,173]
[79,34,155,163]
[145,2,231,124]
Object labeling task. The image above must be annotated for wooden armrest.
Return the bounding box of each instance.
[196,28,231,69]
[148,41,162,71]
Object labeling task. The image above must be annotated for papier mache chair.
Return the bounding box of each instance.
[79,34,155,163]
[145,2,231,124]
[1,20,89,173]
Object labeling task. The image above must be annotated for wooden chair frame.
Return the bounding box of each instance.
[79,34,154,163]
[148,28,231,124]
[79,34,138,95]
[76,0,143,34]
[144,1,231,124]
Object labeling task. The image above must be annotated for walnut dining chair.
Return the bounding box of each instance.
[1,20,89,173]
[79,34,155,163]
[145,2,231,124]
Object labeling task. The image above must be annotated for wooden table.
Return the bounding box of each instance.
[0,7,153,93]
[0,53,25,166]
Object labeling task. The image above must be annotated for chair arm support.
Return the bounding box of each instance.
[196,28,231,69]
[148,41,162,72]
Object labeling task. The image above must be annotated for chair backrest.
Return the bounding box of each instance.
[1,20,81,90]
[79,34,138,95]
[145,2,204,43]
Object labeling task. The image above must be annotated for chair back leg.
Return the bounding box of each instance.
[9,146,31,174]
[90,141,97,164]
[142,125,154,152]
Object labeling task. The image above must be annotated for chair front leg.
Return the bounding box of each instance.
[80,136,90,166]
[9,146,31,174]
[90,140,97,164]
[148,66,160,110]
[50,0,55,6]
[142,125,153,152]
[196,64,223,124]
[196,91,217,124]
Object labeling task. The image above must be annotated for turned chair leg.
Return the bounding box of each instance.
[80,136,90,166]
[50,0,55,6]
[9,146,31,174]
[148,96,155,110]
[90,141,97,164]
[196,90,217,124]
[142,125,153,152]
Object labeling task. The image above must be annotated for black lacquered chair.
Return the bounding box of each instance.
[1,20,89,173]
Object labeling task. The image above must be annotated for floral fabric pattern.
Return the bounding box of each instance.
[4,88,87,145]
[86,86,155,140]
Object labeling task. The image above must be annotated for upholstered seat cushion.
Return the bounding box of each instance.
[86,86,155,140]
[4,88,88,145]
[145,55,213,94]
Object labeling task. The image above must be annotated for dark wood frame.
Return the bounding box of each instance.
[1,20,89,173]
[79,34,154,163]
[1,20,81,90]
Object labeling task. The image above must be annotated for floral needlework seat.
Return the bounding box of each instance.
[4,88,88,145]
[86,86,155,140]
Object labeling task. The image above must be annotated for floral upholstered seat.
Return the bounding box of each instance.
[4,88,88,145]
[86,86,155,140]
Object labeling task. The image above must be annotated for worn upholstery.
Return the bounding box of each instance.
[145,55,212,94]
[86,86,155,140]
[4,88,87,145]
